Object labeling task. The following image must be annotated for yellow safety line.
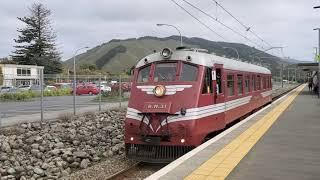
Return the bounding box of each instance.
[184,85,305,180]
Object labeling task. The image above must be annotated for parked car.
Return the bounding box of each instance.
[45,85,57,92]
[53,83,72,89]
[99,84,112,92]
[0,86,17,93]
[18,85,31,91]
[30,85,43,92]
[73,85,99,95]
[111,82,131,92]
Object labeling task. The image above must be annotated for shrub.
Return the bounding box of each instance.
[43,88,71,97]
[0,91,37,101]
[0,88,71,102]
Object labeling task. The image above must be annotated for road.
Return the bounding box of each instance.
[0,95,121,118]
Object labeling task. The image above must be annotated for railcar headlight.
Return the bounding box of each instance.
[130,137,134,141]
[180,139,185,143]
[161,48,172,59]
[153,85,166,97]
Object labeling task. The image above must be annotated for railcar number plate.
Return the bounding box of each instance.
[143,102,172,113]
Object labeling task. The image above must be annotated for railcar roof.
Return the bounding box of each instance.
[136,50,271,74]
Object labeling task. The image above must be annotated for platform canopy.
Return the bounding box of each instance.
[297,62,319,71]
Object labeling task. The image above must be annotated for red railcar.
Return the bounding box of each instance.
[125,47,272,162]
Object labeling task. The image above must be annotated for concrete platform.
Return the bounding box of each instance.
[228,86,320,180]
[146,85,320,180]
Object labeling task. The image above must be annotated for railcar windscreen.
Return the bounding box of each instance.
[180,63,198,81]
[137,65,151,82]
[154,63,177,82]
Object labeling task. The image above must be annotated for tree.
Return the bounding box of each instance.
[12,3,62,74]
[0,57,16,64]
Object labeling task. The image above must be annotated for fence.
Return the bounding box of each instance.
[0,73,131,127]
[0,70,305,128]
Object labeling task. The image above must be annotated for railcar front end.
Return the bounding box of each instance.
[125,48,212,162]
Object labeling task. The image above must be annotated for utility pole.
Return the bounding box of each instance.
[73,46,89,115]
[314,47,318,62]
[314,28,320,98]
[287,67,290,83]
[295,68,297,82]
[281,64,284,88]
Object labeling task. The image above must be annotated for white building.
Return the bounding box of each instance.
[0,64,44,87]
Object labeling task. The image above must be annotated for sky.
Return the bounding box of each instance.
[0,0,319,61]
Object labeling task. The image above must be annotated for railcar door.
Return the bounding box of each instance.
[213,64,225,104]
[212,64,226,127]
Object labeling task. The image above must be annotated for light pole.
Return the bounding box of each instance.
[314,47,318,62]
[73,46,89,115]
[314,28,320,98]
[223,47,239,61]
[156,24,183,46]
[281,64,284,87]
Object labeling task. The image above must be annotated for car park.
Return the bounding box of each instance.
[99,84,112,92]
[45,85,57,92]
[0,86,17,93]
[111,82,131,92]
[18,85,31,91]
[53,83,72,89]
[73,85,99,95]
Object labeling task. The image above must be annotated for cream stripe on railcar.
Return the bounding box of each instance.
[166,96,252,124]
[126,96,253,127]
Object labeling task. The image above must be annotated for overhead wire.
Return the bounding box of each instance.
[211,0,273,48]
[169,0,228,41]
[181,0,265,50]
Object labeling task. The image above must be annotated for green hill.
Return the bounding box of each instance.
[64,36,297,75]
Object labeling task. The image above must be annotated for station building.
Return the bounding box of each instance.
[0,64,43,87]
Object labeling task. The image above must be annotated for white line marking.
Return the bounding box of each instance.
[145,86,298,180]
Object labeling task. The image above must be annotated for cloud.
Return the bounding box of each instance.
[0,0,319,61]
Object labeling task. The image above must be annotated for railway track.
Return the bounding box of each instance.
[106,162,166,180]
[105,161,141,180]
[271,85,299,100]
[105,85,300,180]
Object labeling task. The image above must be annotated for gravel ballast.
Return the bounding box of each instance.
[0,108,128,180]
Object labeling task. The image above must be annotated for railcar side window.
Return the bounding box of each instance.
[227,74,234,96]
[180,63,198,81]
[137,65,151,83]
[245,75,250,93]
[253,75,256,91]
[269,77,272,88]
[237,75,243,95]
[256,75,261,90]
[202,67,213,94]
[154,63,177,82]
